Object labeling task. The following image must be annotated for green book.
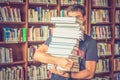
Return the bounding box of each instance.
[22,28,27,42]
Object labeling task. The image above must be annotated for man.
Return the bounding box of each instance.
[34,4,98,80]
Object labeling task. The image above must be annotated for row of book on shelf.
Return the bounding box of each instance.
[114,57,120,71]
[28,7,57,22]
[1,25,52,43]
[28,44,41,61]
[29,0,57,4]
[0,64,120,80]
[28,26,51,41]
[0,66,24,80]
[96,59,110,73]
[2,27,27,43]
[97,42,111,56]
[116,0,120,7]
[91,9,109,23]
[1,42,119,63]
[92,0,120,7]
[28,64,50,80]
[0,47,13,63]
[114,42,120,55]
[92,76,110,80]
[92,73,120,80]
[115,10,120,23]
[0,0,23,2]
[90,26,111,39]
[60,0,84,5]
[1,25,119,43]
[92,0,108,6]
[115,25,120,38]
[0,65,50,80]
[0,0,84,5]
[0,6,22,22]
[0,6,57,22]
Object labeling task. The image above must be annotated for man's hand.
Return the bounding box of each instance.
[57,58,73,71]
[49,65,68,78]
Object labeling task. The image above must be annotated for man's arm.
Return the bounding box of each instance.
[50,60,97,79]
[33,44,73,71]
[70,61,97,79]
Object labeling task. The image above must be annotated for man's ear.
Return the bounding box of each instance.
[83,15,87,22]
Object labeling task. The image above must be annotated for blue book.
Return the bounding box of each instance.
[3,27,10,42]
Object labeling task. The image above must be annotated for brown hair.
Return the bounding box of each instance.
[66,4,86,17]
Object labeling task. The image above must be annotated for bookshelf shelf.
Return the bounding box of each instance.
[115,38,120,40]
[0,2,25,6]
[91,22,112,25]
[96,39,112,42]
[114,54,120,57]
[115,23,120,25]
[29,3,57,6]
[99,55,112,58]
[0,61,25,66]
[95,72,111,75]
[0,41,26,45]
[28,41,45,44]
[114,71,120,73]
[91,6,111,9]
[94,72,111,78]
[28,22,54,26]
[116,7,120,9]
[28,61,42,66]
[0,22,26,25]
[61,4,84,7]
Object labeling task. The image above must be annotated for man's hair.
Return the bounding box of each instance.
[66,4,86,17]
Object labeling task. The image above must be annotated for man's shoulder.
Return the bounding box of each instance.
[80,34,97,47]
[44,35,52,46]
[84,34,95,41]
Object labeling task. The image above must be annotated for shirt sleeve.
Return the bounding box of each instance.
[44,36,52,46]
[86,39,98,62]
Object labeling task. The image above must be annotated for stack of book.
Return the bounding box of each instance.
[47,17,84,72]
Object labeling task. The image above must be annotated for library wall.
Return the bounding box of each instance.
[0,0,120,80]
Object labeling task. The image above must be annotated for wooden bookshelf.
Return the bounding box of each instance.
[0,0,120,80]
[0,0,27,80]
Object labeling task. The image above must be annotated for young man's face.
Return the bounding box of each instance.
[67,11,85,22]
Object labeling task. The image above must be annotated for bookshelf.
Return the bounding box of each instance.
[0,0,27,80]
[89,0,120,80]
[0,0,120,80]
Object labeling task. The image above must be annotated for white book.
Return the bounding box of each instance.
[47,47,72,55]
[49,54,71,58]
[1,7,7,21]
[54,26,80,30]
[51,17,76,22]
[51,37,78,44]
[49,44,74,50]
[53,28,80,33]
[53,33,80,39]
[55,23,80,27]
[51,20,77,23]
[50,42,76,46]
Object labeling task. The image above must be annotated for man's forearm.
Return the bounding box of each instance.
[34,51,60,65]
[71,69,94,79]
[63,69,94,79]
